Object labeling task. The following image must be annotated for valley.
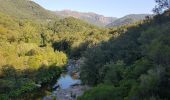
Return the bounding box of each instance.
[0,0,170,100]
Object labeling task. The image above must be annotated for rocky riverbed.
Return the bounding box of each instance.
[43,85,90,100]
[43,59,90,100]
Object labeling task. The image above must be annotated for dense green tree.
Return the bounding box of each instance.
[153,0,170,14]
[80,10,170,100]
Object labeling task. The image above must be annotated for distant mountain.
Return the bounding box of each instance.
[0,0,151,27]
[55,10,151,27]
[106,14,152,27]
[55,10,117,27]
[0,0,57,21]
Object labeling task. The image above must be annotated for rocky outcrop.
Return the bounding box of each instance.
[55,10,117,27]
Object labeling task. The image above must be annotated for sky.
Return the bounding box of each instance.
[33,0,156,18]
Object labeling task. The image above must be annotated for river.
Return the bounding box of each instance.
[57,74,81,89]
[43,59,90,100]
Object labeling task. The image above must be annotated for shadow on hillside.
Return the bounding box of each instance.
[0,64,62,99]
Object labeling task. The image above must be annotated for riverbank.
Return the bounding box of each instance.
[43,59,90,100]
[44,85,90,100]
[0,65,63,100]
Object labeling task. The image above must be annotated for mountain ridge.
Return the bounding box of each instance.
[0,0,57,22]
[106,14,152,27]
[54,10,151,27]
[55,10,117,27]
[0,0,152,27]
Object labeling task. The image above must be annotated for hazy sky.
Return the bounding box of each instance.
[33,0,156,18]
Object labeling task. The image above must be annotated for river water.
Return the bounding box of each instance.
[57,74,81,89]
[43,59,90,100]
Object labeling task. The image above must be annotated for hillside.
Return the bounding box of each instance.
[79,10,170,100]
[0,3,112,99]
[0,0,170,100]
[0,0,151,27]
[106,14,152,27]
[55,10,151,27]
[55,10,117,27]
[0,0,57,21]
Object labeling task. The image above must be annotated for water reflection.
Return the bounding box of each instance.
[57,74,81,89]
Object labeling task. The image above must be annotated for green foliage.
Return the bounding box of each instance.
[78,84,115,100]
[153,0,170,14]
[78,84,127,100]
[0,65,62,99]
[35,65,62,84]
[1,65,17,77]
[49,17,112,58]
[1,1,170,99]
[49,17,97,34]
[0,11,68,99]
[80,10,170,100]
[103,61,125,85]
[0,0,57,22]
[0,4,113,99]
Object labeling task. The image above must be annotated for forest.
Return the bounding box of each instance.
[0,0,170,100]
[79,11,170,100]
[0,10,113,99]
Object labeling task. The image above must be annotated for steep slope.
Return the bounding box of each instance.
[0,0,152,27]
[80,10,170,100]
[55,10,117,27]
[0,0,56,21]
[106,14,151,27]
